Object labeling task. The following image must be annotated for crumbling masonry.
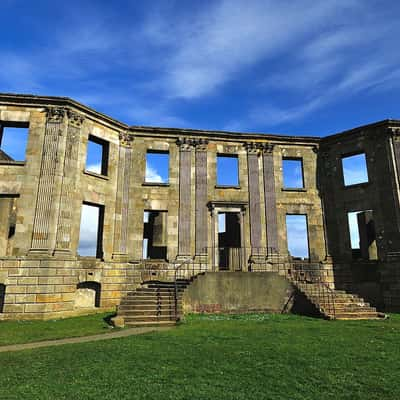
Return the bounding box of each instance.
[0,93,399,321]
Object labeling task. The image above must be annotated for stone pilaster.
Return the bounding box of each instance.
[30,107,68,255]
[54,110,84,257]
[112,132,134,260]
[262,144,279,253]
[176,138,194,258]
[245,143,262,252]
[195,139,208,258]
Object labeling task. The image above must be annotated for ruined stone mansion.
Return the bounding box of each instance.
[0,93,399,322]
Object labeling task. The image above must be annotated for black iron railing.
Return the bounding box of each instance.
[135,247,336,320]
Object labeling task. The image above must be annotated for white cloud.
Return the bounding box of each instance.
[144,0,351,99]
[78,204,100,256]
[86,163,102,175]
[145,164,163,183]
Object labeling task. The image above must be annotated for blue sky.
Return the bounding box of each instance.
[1,0,400,136]
[0,1,393,256]
[286,215,309,258]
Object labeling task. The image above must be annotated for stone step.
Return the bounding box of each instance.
[124,320,177,327]
[146,283,189,288]
[118,307,182,315]
[309,297,368,306]
[332,312,381,320]
[119,309,178,316]
[136,288,182,293]
[320,306,377,314]
[119,301,179,308]
[127,292,182,298]
[124,315,176,323]
[118,305,180,312]
[120,302,176,309]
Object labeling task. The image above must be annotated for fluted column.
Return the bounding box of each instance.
[112,132,134,260]
[245,143,262,251]
[262,144,279,253]
[177,138,193,258]
[195,139,208,257]
[30,107,68,254]
[54,110,84,257]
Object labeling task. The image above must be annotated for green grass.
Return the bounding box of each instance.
[0,313,399,400]
[0,312,117,346]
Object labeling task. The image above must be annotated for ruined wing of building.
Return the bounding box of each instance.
[0,93,398,324]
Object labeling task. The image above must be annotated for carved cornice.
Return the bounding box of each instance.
[176,137,195,151]
[46,107,66,123]
[243,142,259,155]
[311,145,319,154]
[388,127,400,141]
[67,109,84,127]
[119,131,134,147]
[194,138,209,152]
[260,143,274,154]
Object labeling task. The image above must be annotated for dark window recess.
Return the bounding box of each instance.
[78,203,104,258]
[0,122,29,161]
[143,211,168,260]
[0,284,5,313]
[85,135,109,176]
[286,214,309,259]
[282,158,304,189]
[218,212,242,271]
[0,195,19,257]
[217,155,239,186]
[77,281,101,308]
[347,210,377,260]
[342,153,368,186]
[145,151,169,183]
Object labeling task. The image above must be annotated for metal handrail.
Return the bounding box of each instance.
[173,257,194,321]
[289,262,336,318]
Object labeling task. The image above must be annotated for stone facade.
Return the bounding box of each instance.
[0,93,399,319]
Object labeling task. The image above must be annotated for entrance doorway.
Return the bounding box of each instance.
[218,212,242,271]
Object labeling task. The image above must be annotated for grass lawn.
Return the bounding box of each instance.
[0,312,117,346]
[0,313,399,400]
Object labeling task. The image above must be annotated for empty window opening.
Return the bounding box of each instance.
[0,123,29,161]
[342,153,368,186]
[217,155,239,186]
[0,284,5,313]
[75,281,101,308]
[143,211,168,260]
[85,135,109,175]
[78,203,104,258]
[282,158,304,189]
[218,212,241,271]
[347,210,377,260]
[286,214,309,260]
[0,195,19,257]
[145,151,169,183]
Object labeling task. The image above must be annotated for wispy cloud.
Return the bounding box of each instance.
[144,0,355,99]
[1,1,400,132]
[145,165,163,183]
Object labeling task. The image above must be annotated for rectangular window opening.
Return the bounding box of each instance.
[218,212,241,271]
[217,154,239,186]
[0,122,29,162]
[143,210,168,260]
[347,210,377,260]
[342,153,368,186]
[145,151,169,184]
[0,195,19,256]
[286,214,309,260]
[78,203,104,258]
[282,158,304,189]
[85,135,109,176]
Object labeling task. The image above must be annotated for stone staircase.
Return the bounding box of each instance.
[294,281,384,320]
[115,279,191,327]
